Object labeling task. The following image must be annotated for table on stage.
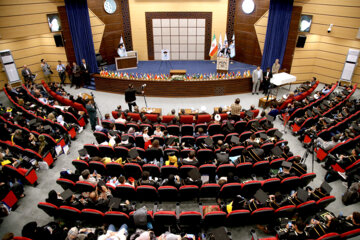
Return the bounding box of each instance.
[179,109,199,115]
[214,106,231,113]
[141,107,162,115]
[170,69,186,76]
[270,72,297,96]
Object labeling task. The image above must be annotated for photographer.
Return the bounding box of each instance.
[125,84,143,112]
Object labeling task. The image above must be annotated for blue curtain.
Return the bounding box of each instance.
[261,0,294,71]
[65,0,98,73]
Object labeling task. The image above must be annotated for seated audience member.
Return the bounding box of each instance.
[103,113,114,123]
[215,145,229,166]
[268,105,279,118]
[223,195,246,213]
[277,161,295,180]
[137,171,158,187]
[85,185,113,211]
[321,85,331,95]
[97,224,128,240]
[181,151,199,166]
[345,211,360,230]
[46,190,64,207]
[283,218,308,240]
[147,139,164,165]
[322,148,359,170]
[79,169,100,185]
[165,152,178,167]
[194,127,207,138]
[161,174,181,188]
[315,135,339,151]
[153,126,164,137]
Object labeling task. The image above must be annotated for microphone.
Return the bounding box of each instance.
[141,84,146,89]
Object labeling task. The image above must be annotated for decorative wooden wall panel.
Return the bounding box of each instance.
[226,0,236,40]
[282,6,302,73]
[230,0,270,66]
[58,6,76,64]
[94,75,252,97]
[87,0,132,65]
[145,12,212,60]
[120,0,133,51]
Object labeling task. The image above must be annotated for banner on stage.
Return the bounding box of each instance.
[161,49,170,61]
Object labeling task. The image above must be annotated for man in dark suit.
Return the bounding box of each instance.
[125,84,143,112]
[72,62,81,89]
[80,58,90,86]
[85,99,97,131]
[219,43,231,58]
[262,67,272,95]
[21,65,34,86]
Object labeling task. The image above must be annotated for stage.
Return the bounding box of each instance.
[105,60,256,75]
[93,60,255,97]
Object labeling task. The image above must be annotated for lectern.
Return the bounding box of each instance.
[216,57,229,73]
[115,51,138,70]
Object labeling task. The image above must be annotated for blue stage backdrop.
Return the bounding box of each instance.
[261,0,294,71]
[65,0,98,74]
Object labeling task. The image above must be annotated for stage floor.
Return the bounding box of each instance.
[105,60,256,75]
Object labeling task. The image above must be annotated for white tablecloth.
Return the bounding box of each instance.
[271,72,296,86]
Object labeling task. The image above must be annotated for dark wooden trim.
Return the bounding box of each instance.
[57,6,76,64]
[226,0,236,39]
[282,5,302,73]
[145,12,212,61]
[120,0,133,51]
[94,75,252,97]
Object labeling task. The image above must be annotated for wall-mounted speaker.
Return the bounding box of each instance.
[54,34,64,47]
[296,35,307,48]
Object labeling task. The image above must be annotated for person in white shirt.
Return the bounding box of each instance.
[143,128,152,142]
[252,66,263,95]
[38,94,48,104]
[153,126,164,137]
[56,60,66,85]
[117,44,127,57]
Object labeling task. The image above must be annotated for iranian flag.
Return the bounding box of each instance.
[209,34,218,57]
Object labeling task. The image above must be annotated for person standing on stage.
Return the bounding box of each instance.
[117,44,127,57]
[80,58,90,86]
[85,99,97,131]
[72,62,81,89]
[56,60,66,85]
[252,66,263,95]
[272,58,281,74]
[262,67,273,95]
[125,84,143,112]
